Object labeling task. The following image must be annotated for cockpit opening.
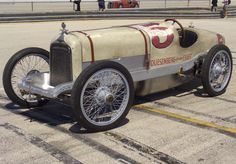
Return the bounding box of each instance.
[180,30,198,48]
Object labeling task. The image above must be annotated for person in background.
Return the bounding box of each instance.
[98,0,105,11]
[73,0,81,11]
[222,0,231,17]
[211,0,218,12]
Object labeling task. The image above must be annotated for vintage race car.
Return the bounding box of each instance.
[107,0,139,8]
[3,19,233,131]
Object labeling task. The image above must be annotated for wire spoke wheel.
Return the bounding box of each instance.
[81,69,129,126]
[12,54,49,102]
[72,61,134,131]
[201,45,232,96]
[209,50,231,92]
[3,48,49,107]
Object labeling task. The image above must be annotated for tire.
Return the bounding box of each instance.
[3,47,50,108]
[201,44,232,96]
[71,61,134,131]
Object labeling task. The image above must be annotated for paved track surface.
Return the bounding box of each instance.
[0,19,236,164]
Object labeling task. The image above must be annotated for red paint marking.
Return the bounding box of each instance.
[150,27,166,30]
[217,34,225,44]
[76,31,95,63]
[140,25,174,49]
[151,27,174,49]
[141,22,160,27]
[126,26,150,68]
[87,36,95,63]
[152,33,174,49]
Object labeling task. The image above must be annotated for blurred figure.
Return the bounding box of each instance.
[211,0,218,12]
[74,0,81,11]
[98,0,105,11]
[222,0,231,17]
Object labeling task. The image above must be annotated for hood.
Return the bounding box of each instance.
[68,21,175,62]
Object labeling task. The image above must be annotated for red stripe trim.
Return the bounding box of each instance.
[126,26,150,69]
[76,31,95,63]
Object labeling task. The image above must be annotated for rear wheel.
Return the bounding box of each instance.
[71,61,134,131]
[3,47,49,107]
[201,45,232,96]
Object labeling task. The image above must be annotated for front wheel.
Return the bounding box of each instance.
[71,61,134,131]
[201,45,233,96]
[3,47,50,107]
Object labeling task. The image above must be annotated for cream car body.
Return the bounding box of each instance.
[60,21,220,96]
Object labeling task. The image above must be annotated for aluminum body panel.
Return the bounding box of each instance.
[83,54,200,81]
[17,56,198,98]
[82,55,146,73]
[130,55,200,82]
[18,72,73,98]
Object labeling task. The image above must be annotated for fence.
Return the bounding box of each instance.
[0,0,234,13]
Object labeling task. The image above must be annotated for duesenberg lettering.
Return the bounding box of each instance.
[150,54,192,66]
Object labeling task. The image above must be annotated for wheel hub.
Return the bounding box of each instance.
[106,94,114,103]
[213,63,223,78]
[95,87,114,105]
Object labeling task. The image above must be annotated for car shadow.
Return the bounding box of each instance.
[4,101,130,133]
[134,78,207,105]
[4,78,207,133]
[69,118,129,134]
[5,102,76,126]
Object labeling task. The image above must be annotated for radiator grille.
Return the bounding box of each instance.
[50,42,72,86]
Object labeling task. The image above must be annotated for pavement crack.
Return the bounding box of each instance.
[0,104,140,164]
[0,123,82,164]
[104,131,186,164]
[214,97,236,105]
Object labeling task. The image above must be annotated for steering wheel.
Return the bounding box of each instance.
[165,19,185,42]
